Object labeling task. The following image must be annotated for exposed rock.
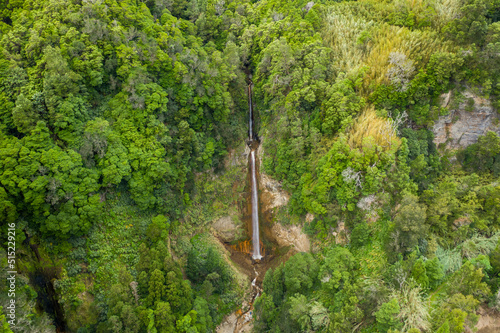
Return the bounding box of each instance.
[441,90,452,108]
[225,142,251,168]
[213,214,244,242]
[303,1,315,13]
[476,306,500,333]
[239,321,253,333]
[335,221,348,245]
[452,216,472,230]
[306,213,315,223]
[271,223,310,252]
[260,173,290,209]
[256,137,290,209]
[216,313,238,333]
[433,89,499,149]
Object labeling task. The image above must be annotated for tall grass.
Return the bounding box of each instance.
[348,108,402,150]
[322,5,374,74]
[322,1,452,94]
[431,0,461,28]
[363,24,450,89]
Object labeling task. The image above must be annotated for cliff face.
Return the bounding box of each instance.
[433,89,499,149]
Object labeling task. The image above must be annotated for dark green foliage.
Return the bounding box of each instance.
[400,128,442,190]
[284,252,319,294]
[263,264,286,307]
[458,131,500,174]
[443,0,499,45]
[350,222,371,249]
[387,193,428,258]
[186,241,233,295]
[425,257,445,289]
[2,0,500,332]
[321,72,366,135]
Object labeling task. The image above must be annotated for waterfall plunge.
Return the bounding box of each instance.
[248,82,262,260]
[250,150,262,260]
[248,85,253,140]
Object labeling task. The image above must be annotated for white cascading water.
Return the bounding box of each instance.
[248,84,253,139]
[248,82,262,260]
[250,150,262,260]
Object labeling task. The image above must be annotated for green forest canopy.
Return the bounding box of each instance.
[0,0,500,332]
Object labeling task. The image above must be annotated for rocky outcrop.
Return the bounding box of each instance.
[260,173,290,209]
[333,221,348,245]
[213,214,245,242]
[433,89,499,149]
[256,137,290,209]
[225,142,251,168]
[476,306,500,333]
[271,223,310,252]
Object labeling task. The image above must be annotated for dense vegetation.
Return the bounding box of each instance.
[0,0,500,332]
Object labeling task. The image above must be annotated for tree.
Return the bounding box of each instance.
[447,261,490,300]
[263,264,285,307]
[253,293,277,332]
[0,307,13,333]
[155,302,175,333]
[411,259,429,289]
[12,94,40,133]
[284,252,319,295]
[148,269,165,307]
[386,52,415,92]
[436,320,451,333]
[164,271,192,317]
[425,257,444,289]
[192,297,213,333]
[375,298,402,333]
[289,294,329,332]
[121,304,141,333]
[443,0,493,45]
[319,247,357,293]
[433,294,479,333]
[321,73,365,135]
[388,193,428,257]
[186,243,232,295]
[459,131,500,174]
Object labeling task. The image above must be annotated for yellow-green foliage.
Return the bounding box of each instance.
[363,24,450,89]
[348,108,401,150]
[322,4,374,74]
[323,0,453,94]
[431,0,462,28]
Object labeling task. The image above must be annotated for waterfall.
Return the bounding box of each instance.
[248,82,262,260]
[248,84,253,140]
[251,150,262,260]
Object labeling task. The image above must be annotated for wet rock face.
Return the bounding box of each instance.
[433,90,500,149]
[225,143,251,168]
